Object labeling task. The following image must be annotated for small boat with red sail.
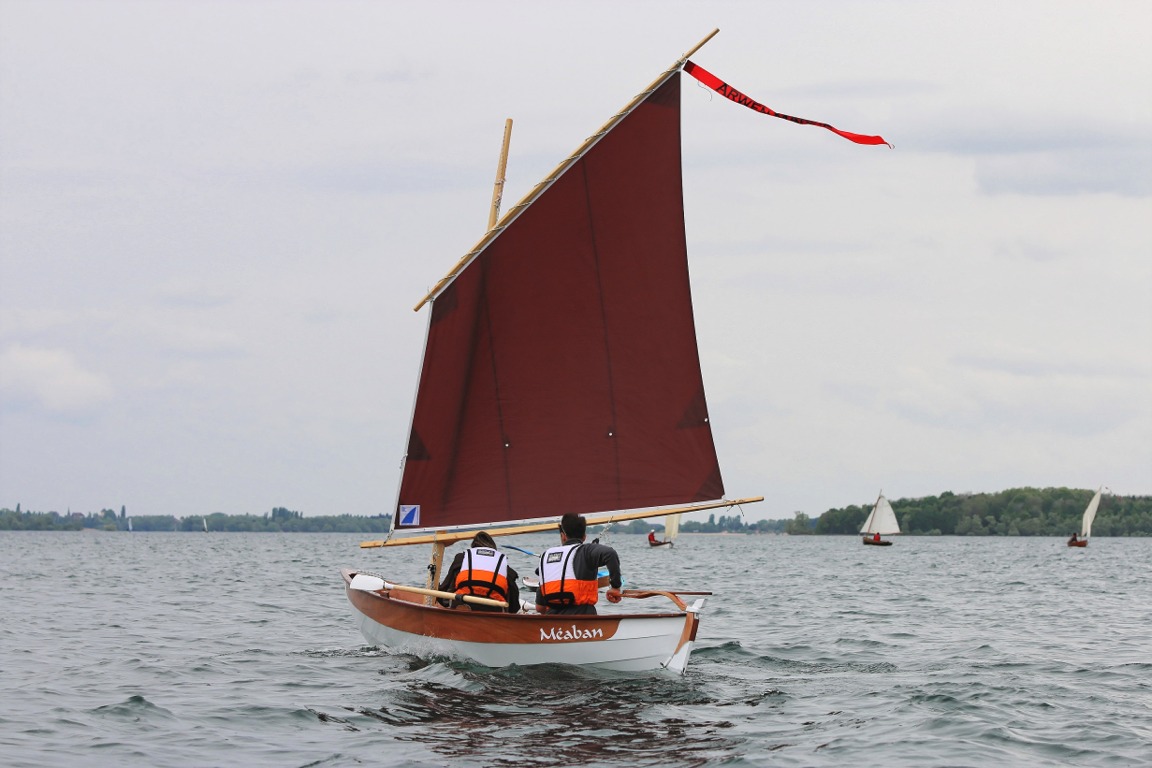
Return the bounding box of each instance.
[342,28,887,673]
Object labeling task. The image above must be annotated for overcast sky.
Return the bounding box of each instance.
[2,1,1149,523]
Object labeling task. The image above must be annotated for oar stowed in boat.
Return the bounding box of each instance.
[348,574,508,609]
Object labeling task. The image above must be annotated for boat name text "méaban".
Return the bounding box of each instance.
[540,625,605,641]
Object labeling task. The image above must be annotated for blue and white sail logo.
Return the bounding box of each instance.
[398,505,420,526]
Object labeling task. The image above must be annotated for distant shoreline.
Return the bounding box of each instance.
[6,488,1151,535]
[2,529,1145,538]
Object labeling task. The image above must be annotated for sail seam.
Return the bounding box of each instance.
[580,160,623,504]
[479,262,516,519]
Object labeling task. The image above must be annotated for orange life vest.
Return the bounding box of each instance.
[454,547,509,601]
[538,543,599,608]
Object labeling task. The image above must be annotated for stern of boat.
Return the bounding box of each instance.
[663,597,707,674]
[342,569,711,674]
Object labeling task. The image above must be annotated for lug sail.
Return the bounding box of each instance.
[395,72,723,532]
[861,494,901,536]
[663,513,681,542]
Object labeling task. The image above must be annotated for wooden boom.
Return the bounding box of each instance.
[360,495,763,548]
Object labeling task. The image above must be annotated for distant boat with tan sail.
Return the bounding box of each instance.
[1067,487,1107,547]
[861,492,900,546]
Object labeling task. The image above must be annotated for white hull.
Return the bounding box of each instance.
[344,570,704,674]
[353,610,698,673]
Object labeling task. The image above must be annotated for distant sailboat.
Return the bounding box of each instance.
[127,517,133,533]
[648,513,679,547]
[203,517,209,533]
[1068,487,1106,547]
[861,492,900,546]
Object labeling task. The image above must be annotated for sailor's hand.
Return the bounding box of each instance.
[606,587,623,603]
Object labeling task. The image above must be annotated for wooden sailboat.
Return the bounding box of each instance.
[861,492,900,546]
[1067,487,1106,547]
[649,514,679,547]
[342,30,770,673]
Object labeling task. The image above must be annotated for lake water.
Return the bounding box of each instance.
[1,531,1149,767]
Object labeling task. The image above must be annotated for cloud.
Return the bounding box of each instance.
[0,344,114,413]
[868,356,1141,439]
[1,1,1148,519]
[156,280,233,309]
[955,350,1146,380]
[881,103,1152,197]
[975,146,1152,197]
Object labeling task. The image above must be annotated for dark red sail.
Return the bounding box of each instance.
[396,72,724,530]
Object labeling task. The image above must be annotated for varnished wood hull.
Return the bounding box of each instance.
[1067,539,1088,547]
[862,537,892,546]
[341,569,705,673]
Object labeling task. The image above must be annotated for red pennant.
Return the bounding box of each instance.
[684,61,891,147]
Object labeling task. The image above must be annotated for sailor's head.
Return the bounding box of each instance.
[471,531,497,549]
[559,513,587,542]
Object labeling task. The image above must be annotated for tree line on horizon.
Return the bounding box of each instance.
[0,505,392,533]
[1,488,1149,535]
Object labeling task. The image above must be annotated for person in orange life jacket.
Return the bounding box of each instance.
[535,513,622,615]
[648,530,658,545]
[437,531,520,613]
[873,532,881,542]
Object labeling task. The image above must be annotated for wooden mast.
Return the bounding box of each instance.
[425,116,514,601]
[413,28,721,312]
[488,118,513,231]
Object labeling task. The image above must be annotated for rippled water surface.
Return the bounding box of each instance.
[1,532,1149,767]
